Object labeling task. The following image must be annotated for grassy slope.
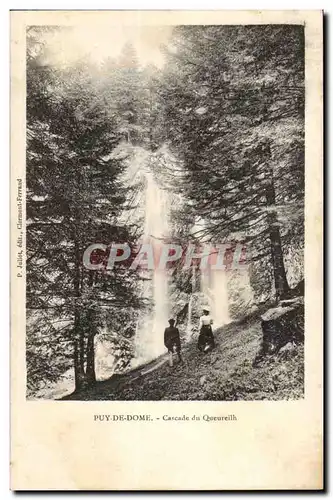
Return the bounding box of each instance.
[64,311,304,401]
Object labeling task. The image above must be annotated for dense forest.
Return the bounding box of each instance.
[26,25,304,399]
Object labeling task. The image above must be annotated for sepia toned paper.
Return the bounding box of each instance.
[11,10,323,490]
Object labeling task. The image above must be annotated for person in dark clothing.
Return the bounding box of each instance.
[164,319,183,367]
[198,307,216,353]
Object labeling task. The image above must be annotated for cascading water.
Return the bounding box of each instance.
[201,265,231,328]
[95,336,118,380]
[189,217,231,329]
[186,266,196,340]
[134,171,170,363]
[111,145,252,367]
[237,268,255,309]
[210,268,231,327]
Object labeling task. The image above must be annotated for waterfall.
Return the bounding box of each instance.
[237,268,255,310]
[95,337,117,380]
[134,171,170,364]
[186,266,196,340]
[210,269,231,327]
[201,267,230,328]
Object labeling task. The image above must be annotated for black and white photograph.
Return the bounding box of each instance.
[26,21,306,402]
[9,8,324,491]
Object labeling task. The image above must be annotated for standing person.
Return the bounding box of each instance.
[164,319,183,367]
[198,307,216,352]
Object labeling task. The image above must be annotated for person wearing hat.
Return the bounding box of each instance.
[164,318,183,367]
[198,307,216,352]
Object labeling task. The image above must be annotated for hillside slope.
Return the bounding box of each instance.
[64,312,304,401]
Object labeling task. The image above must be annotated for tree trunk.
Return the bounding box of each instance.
[73,313,86,392]
[73,339,81,389]
[264,142,290,300]
[73,340,86,391]
[73,236,87,392]
[85,274,97,386]
[86,332,96,385]
[267,216,290,300]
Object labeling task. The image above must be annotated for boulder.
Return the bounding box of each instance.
[254,296,304,363]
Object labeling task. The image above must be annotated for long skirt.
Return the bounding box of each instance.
[198,325,216,352]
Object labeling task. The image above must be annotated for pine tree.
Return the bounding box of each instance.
[158,25,304,300]
[26,31,144,394]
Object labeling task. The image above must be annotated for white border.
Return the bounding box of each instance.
[3,1,328,497]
